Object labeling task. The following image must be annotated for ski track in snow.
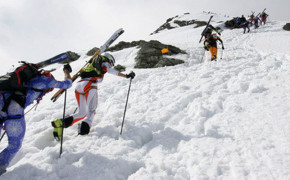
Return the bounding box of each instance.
[1,15,290,179]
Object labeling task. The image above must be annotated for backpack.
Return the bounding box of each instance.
[80,55,108,79]
[0,62,40,92]
[0,62,41,112]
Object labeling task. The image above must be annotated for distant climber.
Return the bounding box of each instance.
[249,13,255,25]
[204,33,224,61]
[242,20,251,33]
[254,17,261,29]
[260,12,269,25]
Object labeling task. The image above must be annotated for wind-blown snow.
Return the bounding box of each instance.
[1,13,290,179]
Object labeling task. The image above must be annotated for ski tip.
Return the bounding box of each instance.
[116,28,124,32]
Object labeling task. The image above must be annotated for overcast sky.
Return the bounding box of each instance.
[0,0,289,72]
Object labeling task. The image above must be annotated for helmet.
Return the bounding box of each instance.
[103,53,115,66]
[41,71,54,92]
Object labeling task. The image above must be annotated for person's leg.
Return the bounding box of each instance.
[71,91,89,125]
[0,117,25,170]
[83,89,98,126]
[80,89,98,135]
[210,46,217,61]
[209,46,214,60]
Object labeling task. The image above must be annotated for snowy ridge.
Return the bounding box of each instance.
[1,15,290,179]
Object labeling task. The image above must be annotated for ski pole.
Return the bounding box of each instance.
[220,48,224,60]
[59,90,67,158]
[0,131,6,142]
[120,78,132,135]
[200,48,206,63]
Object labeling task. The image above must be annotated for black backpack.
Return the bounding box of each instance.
[0,62,40,92]
[0,62,41,112]
[80,55,108,79]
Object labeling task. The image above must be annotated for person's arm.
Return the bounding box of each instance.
[218,38,224,49]
[118,72,127,78]
[105,62,135,79]
[117,71,135,79]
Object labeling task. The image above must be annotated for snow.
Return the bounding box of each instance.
[1,12,290,179]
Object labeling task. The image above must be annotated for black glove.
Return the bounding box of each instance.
[126,71,135,79]
[63,64,72,73]
[222,46,225,50]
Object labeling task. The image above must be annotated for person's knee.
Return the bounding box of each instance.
[8,139,22,152]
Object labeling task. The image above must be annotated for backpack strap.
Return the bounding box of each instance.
[1,88,45,113]
[0,114,24,121]
[2,91,26,113]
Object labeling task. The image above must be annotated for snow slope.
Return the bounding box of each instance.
[1,13,290,179]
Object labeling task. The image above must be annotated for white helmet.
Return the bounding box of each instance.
[103,53,115,65]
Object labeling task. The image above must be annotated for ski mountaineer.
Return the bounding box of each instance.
[51,53,136,141]
[254,17,261,29]
[249,13,255,25]
[0,64,72,175]
[260,12,268,25]
[204,33,224,61]
[242,20,251,34]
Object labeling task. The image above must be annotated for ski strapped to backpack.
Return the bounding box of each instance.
[199,16,214,43]
[51,28,125,102]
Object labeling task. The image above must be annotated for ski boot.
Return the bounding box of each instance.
[51,119,63,141]
[78,122,90,135]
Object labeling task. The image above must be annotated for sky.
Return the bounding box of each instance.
[0,0,289,73]
[1,12,290,179]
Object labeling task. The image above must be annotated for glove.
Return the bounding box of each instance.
[218,32,221,36]
[63,64,72,73]
[126,71,136,79]
[222,46,225,50]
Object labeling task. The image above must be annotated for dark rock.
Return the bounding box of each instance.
[106,41,141,52]
[154,58,184,68]
[135,40,185,68]
[173,20,207,28]
[194,21,208,28]
[60,51,80,64]
[89,40,186,69]
[283,23,290,31]
[225,17,242,29]
[150,13,207,35]
[86,47,100,56]
[114,64,126,72]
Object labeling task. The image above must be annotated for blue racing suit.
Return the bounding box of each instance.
[0,75,72,170]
